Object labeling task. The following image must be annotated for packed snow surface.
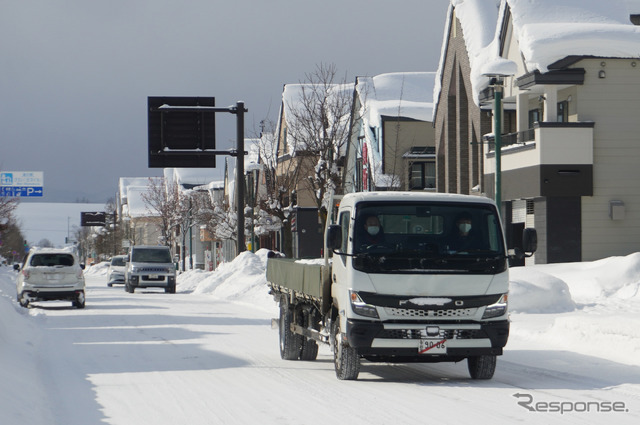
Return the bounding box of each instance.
[2,249,640,424]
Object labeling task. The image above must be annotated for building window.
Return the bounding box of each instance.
[529,109,541,128]
[557,101,569,122]
[409,161,436,190]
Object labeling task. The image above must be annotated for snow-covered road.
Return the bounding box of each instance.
[1,264,640,425]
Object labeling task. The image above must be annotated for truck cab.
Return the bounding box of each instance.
[327,192,517,378]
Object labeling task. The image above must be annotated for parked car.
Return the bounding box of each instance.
[106,255,127,287]
[124,245,176,293]
[15,247,86,309]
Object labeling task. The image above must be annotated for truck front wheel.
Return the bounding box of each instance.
[279,300,302,360]
[467,354,496,379]
[332,319,360,380]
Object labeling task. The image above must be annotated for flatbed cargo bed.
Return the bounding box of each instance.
[266,257,328,301]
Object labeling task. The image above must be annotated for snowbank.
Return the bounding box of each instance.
[83,261,110,276]
[177,249,274,310]
[0,266,50,423]
[177,249,640,316]
[510,252,640,312]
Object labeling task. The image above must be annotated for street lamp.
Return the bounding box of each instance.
[482,60,516,215]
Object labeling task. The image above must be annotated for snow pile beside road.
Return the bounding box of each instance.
[178,249,274,310]
[83,261,109,276]
[0,266,51,423]
[509,252,640,313]
[509,268,575,313]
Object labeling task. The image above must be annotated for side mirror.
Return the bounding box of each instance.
[80,264,86,270]
[522,228,537,254]
[13,263,20,271]
[326,224,342,251]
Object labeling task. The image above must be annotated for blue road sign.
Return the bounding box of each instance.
[0,186,44,197]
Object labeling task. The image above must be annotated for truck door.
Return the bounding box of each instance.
[331,209,351,303]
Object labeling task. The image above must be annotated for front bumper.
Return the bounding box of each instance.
[129,274,176,288]
[345,319,509,361]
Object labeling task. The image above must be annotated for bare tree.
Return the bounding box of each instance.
[0,187,22,262]
[286,63,353,225]
[255,123,298,256]
[194,191,238,244]
[0,193,19,231]
[140,177,181,248]
[255,64,353,257]
[0,220,26,263]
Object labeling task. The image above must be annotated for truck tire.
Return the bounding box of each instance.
[467,355,496,379]
[332,319,360,380]
[299,310,318,361]
[300,339,319,361]
[279,300,303,360]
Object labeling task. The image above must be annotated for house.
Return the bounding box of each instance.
[118,179,164,247]
[164,168,220,270]
[433,0,640,264]
[344,72,436,193]
[273,81,354,257]
[118,177,164,247]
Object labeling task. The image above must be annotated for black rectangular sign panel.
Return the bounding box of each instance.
[81,212,106,227]
[148,96,216,168]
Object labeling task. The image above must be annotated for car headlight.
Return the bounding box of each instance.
[482,294,508,319]
[350,290,379,319]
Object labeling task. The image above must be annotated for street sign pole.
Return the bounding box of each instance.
[234,101,246,254]
[148,99,248,255]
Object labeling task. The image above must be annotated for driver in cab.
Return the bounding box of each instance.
[357,214,385,251]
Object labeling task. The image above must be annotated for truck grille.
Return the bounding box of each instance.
[380,329,483,340]
[384,307,478,318]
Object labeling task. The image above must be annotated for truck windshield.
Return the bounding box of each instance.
[352,201,506,274]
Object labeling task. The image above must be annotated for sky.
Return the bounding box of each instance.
[1,250,639,423]
[0,0,449,204]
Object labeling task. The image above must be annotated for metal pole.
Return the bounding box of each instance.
[494,82,503,215]
[235,101,246,254]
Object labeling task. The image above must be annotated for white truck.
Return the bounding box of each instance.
[267,191,536,380]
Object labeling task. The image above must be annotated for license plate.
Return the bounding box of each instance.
[148,274,159,279]
[419,338,447,354]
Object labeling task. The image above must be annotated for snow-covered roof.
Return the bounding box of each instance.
[507,0,640,72]
[357,72,435,128]
[119,177,162,202]
[126,186,157,218]
[281,82,354,155]
[434,0,640,108]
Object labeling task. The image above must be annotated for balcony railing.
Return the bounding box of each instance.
[485,128,535,152]
[485,121,594,167]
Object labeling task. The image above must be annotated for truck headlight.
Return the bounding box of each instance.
[482,294,508,319]
[350,291,379,319]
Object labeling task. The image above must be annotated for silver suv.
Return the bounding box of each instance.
[15,247,86,308]
[124,246,176,293]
